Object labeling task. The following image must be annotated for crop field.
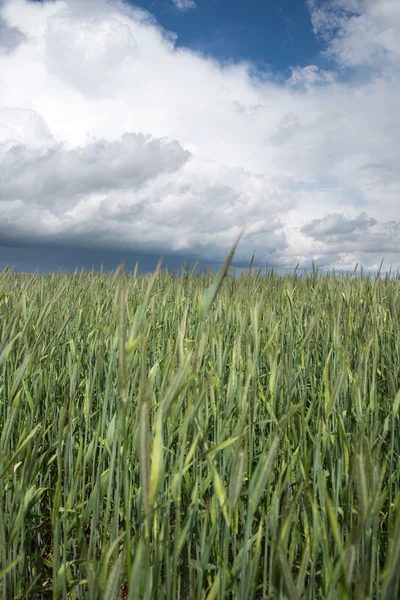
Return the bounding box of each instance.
[0,248,399,599]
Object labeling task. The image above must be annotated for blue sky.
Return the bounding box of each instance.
[0,0,399,275]
[128,0,325,75]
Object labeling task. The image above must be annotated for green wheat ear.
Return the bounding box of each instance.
[199,229,243,321]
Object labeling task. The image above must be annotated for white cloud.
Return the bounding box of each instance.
[172,0,196,12]
[308,0,400,71]
[0,0,399,273]
[288,65,337,88]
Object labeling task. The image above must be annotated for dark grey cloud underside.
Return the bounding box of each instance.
[1,243,393,278]
[0,244,216,275]
[0,239,266,275]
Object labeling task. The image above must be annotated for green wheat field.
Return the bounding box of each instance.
[1,244,399,599]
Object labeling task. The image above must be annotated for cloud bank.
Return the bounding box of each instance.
[0,0,399,272]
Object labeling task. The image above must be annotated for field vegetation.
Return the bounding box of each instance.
[0,244,399,599]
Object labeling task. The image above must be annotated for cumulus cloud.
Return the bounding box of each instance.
[0,113,291,260]
[299,212,400,272]
[308,0,400,71]
[0,0,399,272]
[0,127,190,207]
[301,212,377,238]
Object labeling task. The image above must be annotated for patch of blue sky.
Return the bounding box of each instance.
[126,0,327,77]
[273,175,368,208]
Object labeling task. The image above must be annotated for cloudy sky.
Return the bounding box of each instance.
[0,0,399,274]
